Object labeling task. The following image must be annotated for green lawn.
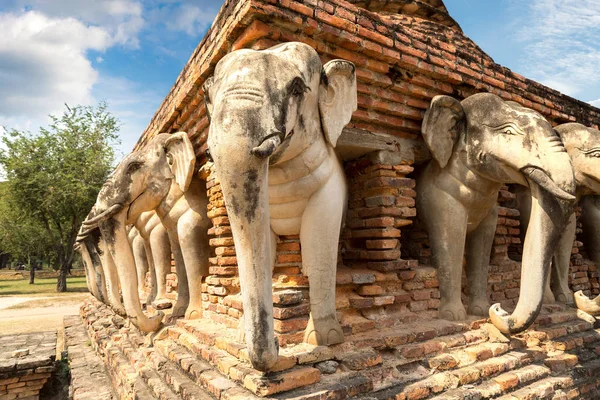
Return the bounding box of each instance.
[0,276,89,296]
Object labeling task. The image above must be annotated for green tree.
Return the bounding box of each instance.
[0,102,120,291]
[0,183,52,267]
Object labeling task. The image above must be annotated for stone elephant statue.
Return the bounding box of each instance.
[417,93,576,334]
[515,123,600,309]
[82,132,211,332]
[204,42,357,371]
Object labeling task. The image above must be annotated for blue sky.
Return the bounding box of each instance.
[0,0,599,158]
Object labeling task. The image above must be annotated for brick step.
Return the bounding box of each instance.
[495,358,600,399]
[529,306,574,328]
[360,345,548,399]
[87,323,176,399]
[392,326,492,366]
[142,344,223,400]
[112,324,222,400]
[425,345,600,399]
[108,328,190,400]
[524,315,595,343]
[337,315,476,351]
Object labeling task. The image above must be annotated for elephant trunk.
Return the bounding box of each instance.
[490,180,575,333]
[85,235,109,304]
[99,211,163,332]
[214,145,279,372]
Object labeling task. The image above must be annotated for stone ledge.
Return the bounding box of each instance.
[64,315,116,400]
[0,331,56,399]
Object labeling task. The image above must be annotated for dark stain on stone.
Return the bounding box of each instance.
[100,218,120,246]
[243,169,260,222]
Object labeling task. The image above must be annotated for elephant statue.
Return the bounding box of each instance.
[82,131,211,332]
[417,93,576,334]
[515,123,600,309]
[204,42,357,371]
[130,211,173,308]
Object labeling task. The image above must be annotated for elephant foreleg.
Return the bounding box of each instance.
[149,223,171,306]
[418,179,468,321]
[168,230,189,319]
[132,234,150,302]
[551,212,576,304]
[301,164,346,346]
[465,206,497,316]
[576,196,600,314]
[178,209,211,320]
[143,239,157,305]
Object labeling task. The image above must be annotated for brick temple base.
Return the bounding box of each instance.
[80,288,600,400]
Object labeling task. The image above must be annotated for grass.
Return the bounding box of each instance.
[0,276,89,297]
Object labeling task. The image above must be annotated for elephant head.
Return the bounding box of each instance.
[547,123,600,313]
[204,42,356,371]
[555,123,600,196]
[422,93,576,334]
[83,132,196,332]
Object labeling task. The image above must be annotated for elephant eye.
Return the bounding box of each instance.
[127,162,142,174]
[289,77,309,98]
[492,123,524,136]
[582,148,600,158]
[166,153,174,166]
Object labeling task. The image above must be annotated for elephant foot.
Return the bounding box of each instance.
[112,304,127,317]
[139,291,148,303]
[467,298,490,317]
[303,315,344,346]
[152,298,173,310]
[185,303,203,320]
[168,299,187,322]
[542,291,556,304]
[439,301,467,321]
[553,290,574,306]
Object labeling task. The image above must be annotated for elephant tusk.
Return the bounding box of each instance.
[521,166,576,201]
[252,135,282,158]
[82,203,124,226]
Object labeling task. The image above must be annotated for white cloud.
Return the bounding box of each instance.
[0,0,145,138]
[0,11,111,128]
[590,99,600,108]
[8,0,144,47]
[513,0,600,97]
[165,3,216,36]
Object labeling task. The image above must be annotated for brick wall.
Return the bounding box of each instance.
[134,0,600,328]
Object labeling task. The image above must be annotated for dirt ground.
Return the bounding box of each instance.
[0,294,87,335]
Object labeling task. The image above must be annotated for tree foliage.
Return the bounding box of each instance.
[0,102,120,291]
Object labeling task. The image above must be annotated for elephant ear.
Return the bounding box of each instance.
[164,132,196,192]
[422,95,465,169]
[203,76,215,118]
[319,60,357,148]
